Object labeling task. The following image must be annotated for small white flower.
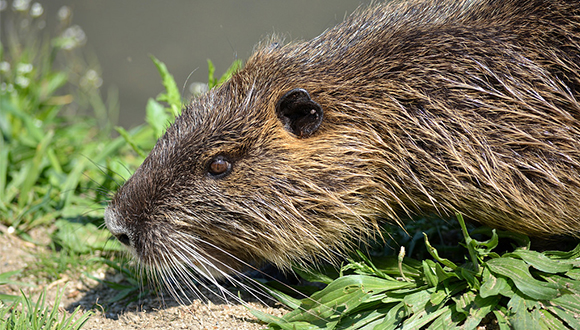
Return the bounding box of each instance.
[15,76,30,88]
[61,25,86,50]
[30,2,43,17]
[16,63,33,74]
[0,61,10,73]
[86,69,98,80]
[12,0,30,11]
[83,69,103,88]
[57,6,71,21]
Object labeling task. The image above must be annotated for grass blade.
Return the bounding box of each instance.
[18,130,54,208]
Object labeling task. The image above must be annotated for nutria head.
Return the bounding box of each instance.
[104,76,385,280]
[105,0,580,291]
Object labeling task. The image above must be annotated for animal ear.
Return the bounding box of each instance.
[275,88,323,138]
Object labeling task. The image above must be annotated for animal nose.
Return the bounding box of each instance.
[104,206,133,247]
[115,232,131,246]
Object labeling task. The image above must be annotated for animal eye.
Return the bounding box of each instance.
[208,156,232,177]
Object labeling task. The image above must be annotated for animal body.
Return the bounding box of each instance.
[105,0,580,284]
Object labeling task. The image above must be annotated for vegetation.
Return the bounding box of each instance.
[1,1,579,329]
[0,1,150,327]
[0,1,242,326]
[0,289,90,330]
[254,215,580,329]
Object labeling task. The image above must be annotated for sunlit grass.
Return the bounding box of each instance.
[254,215,580,329]
[1,1,579,329]
[0,288,91,330]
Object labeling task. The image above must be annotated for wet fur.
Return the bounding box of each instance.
[106,0,580,294]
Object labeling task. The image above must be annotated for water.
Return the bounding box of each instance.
[7,0,371,128]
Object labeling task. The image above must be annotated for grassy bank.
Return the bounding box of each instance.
[1,2,579,330]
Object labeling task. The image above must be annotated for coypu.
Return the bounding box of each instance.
[105,0,580,289]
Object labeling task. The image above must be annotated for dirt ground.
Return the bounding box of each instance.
[0,227,288,330]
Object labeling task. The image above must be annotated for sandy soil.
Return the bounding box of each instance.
[0,227,287,330]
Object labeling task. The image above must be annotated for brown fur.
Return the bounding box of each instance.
[106,0,580,280]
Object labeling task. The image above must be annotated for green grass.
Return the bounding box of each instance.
[0,1,151,325]
[1,1,579,330]
[253,215,580,329]
[0,288,91,330]
[0,0,242,319]
[0,4,137,233]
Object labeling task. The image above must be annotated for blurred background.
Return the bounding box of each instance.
[1,0,372,129]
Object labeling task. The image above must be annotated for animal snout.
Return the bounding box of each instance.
[104,206,132,247]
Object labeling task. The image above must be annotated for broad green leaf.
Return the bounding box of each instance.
[335,307,390,330]
[540,272,580,295]
[510,250,574,273]
[250,306,286,325]
[551,292,580,312]
[434,262,457,282]
[310,275,414,302]
[544,243,580,260]
[373,302,407,330]
[261,284,302,310]
[507,295,541,330]
[401,304,450,330]
[480,267,513,298]
[349,250,396,280]
[426,307,460,330]
[486,258,561,300]
[538,309,568,330]
[493,309,511,330]
[565,268,580,280]
[422,260,438,287]
[403,288,433,314]
[457,267,480,290]
[146,98,170,138]
[274,321,325,330]
[546,300,580,329]
[463,295,501,330]
[470,228,499,250]
[429,290,447,306]
[281,275,413,326]
[453,291,475,316]
[284,285,371,323]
